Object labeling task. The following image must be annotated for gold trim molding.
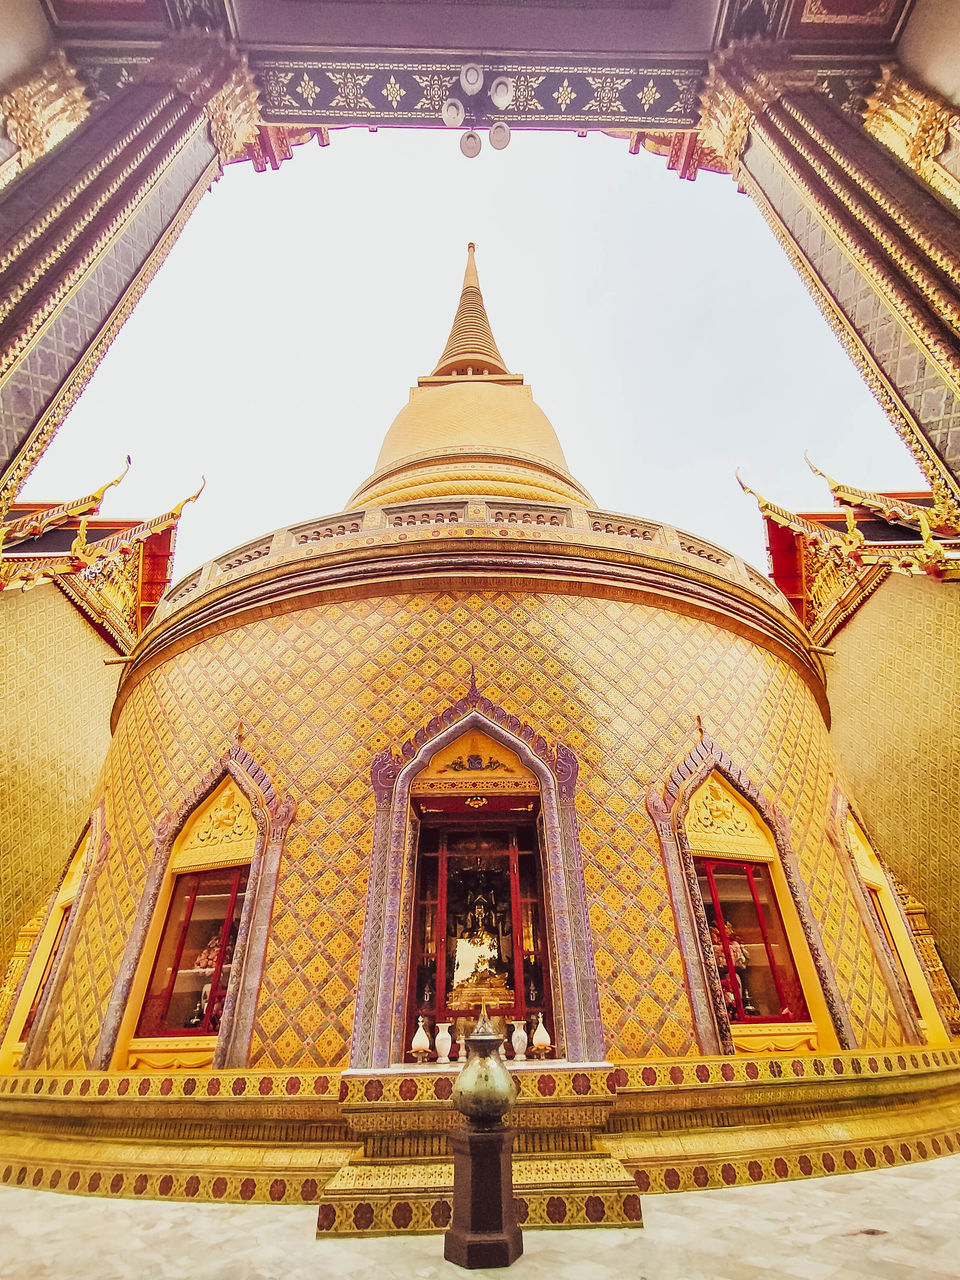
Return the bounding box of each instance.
[0,152,220,507]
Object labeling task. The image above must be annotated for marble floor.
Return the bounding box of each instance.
[2,1154,960,1280]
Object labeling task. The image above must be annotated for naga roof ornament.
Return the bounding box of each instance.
[804,454,960,538]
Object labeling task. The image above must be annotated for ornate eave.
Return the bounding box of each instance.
[742,473,960,641]
[0,460,129,542]
[805,456,960,537]
[0,480,199,651]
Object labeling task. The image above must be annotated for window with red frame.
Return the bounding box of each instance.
[696,858,808,1024]
[136,866,248,1038]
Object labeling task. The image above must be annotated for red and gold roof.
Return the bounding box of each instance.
[1,471,201,652]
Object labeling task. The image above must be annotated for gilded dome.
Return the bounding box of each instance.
[350,245,593,508]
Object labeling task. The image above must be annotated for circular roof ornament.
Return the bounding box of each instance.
[460,130,482,158]
[489,77,514,110]
[460,63,484,96]
[441,97,465,128]
[489,121,511,151]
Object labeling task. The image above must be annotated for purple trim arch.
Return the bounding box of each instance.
[827,786,923,1044]
[648,729,855,1056]
[20,805,109,1070]
[89,738,294,1071]
[351,686,604,1069]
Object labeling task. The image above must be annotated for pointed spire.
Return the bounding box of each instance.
[432,243,510,377]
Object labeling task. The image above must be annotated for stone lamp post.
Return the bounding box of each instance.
[444,1005,523,1269]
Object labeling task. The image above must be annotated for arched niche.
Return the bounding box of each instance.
[352,703,603,1069]
[648,731,854,1056]
[90,742,294,1071]
[1,824,95,1070]
[829,788,947,1047]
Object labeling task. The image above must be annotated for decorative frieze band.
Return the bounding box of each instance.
[71,48,705,130]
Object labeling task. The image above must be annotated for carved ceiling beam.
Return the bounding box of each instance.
[0,33,260,505]
[698,43,960,508]
[137,33,260,164]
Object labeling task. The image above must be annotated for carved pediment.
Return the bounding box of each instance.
[685,776,774,860]
[171,778,257,871]
[412,730,538,795]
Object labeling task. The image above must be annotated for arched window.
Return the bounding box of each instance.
[403,730,554,1060]
[845,813,950,1046]
[121,778,258,1071]
[684,775,834,1055]
[0,828,90,1070]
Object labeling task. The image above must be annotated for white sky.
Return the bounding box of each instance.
[21,127,923,584]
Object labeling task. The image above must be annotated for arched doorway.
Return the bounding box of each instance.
[352,694,604,1070]
[403,729,554,1061]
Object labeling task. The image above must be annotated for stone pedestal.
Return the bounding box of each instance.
[444,1123,522,1269]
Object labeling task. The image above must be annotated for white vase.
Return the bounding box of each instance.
[532,1012,551,1052]
[511,1020,528,1061]
[435,1021,452,1064]
[411,1015,431,1059]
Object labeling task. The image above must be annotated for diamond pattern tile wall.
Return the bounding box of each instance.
[0,586,117,975]
[828,573,960,980]
[37,587,908,1068]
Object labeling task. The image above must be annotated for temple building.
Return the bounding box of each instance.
[0,471,194,1042]
[741,469,960,1032]
[1,247,959,1234]
[3,0,960,1238]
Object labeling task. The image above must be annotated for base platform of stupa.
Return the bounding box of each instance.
[1,1050,960,1235]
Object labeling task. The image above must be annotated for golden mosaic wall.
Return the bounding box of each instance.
[0,584,117,972]
[38,588,908,1070]
[826,573,960,979]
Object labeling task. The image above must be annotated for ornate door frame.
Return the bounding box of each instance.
[351,683,604,1069]
[648,728,856,1055]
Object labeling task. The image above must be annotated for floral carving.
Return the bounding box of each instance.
[413,73,456,113]
[584,75,631,114]
[261,70,296,109]
[507,74,544,113]
[382,76,405,110]
[327,71,373,112]
[686,780,750,839]
[297,73,320,107]
[637,79,661,113]
[181,781,257,852]
[0,50,89,173]
[553,78,577,113]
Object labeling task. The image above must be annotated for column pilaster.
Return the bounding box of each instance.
[701,46,960,515]
[0,50,90,191]
[864,66,960,215]
[0,34,260,507]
